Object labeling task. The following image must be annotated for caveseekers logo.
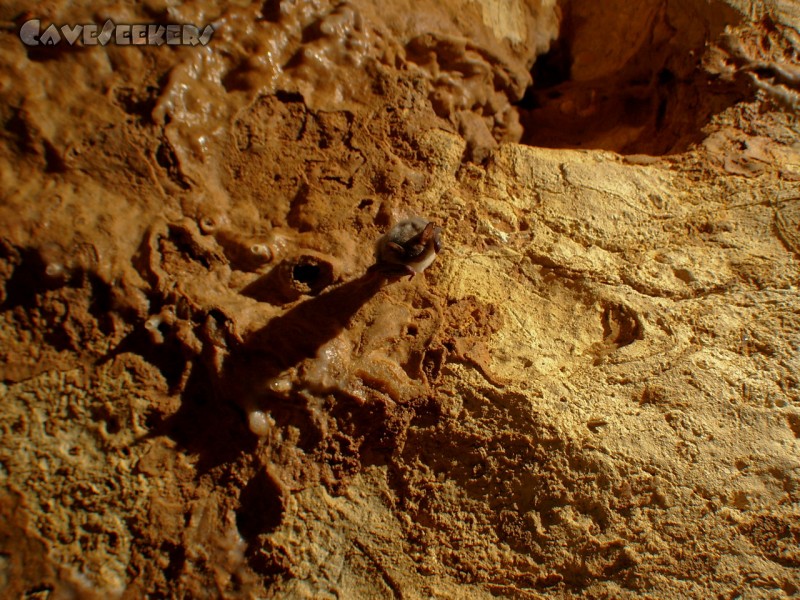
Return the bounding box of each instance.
[19,19,215,47]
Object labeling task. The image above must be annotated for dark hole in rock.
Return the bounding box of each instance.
[236,469,285,541]
[286,255,335,296]
[106,415,122,435]
[517,0,751,155]
[292,262,320,286]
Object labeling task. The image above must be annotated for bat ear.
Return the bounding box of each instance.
[419,222,435,244]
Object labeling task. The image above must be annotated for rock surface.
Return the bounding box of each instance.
[1,0,799,597]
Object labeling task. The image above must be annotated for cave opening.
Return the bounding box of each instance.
[517,0,752,156]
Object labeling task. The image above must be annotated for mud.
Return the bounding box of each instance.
[1,0,800,597]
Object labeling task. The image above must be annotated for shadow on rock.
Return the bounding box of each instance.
[163,273,386,474]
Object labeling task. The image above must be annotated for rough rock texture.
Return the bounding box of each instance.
[1,0,799,597]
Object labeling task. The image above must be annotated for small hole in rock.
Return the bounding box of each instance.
[292,262,320,285]
[236,470,285,541]
[106,416,122,435]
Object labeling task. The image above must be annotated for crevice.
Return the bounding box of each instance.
[517,0,750,155]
